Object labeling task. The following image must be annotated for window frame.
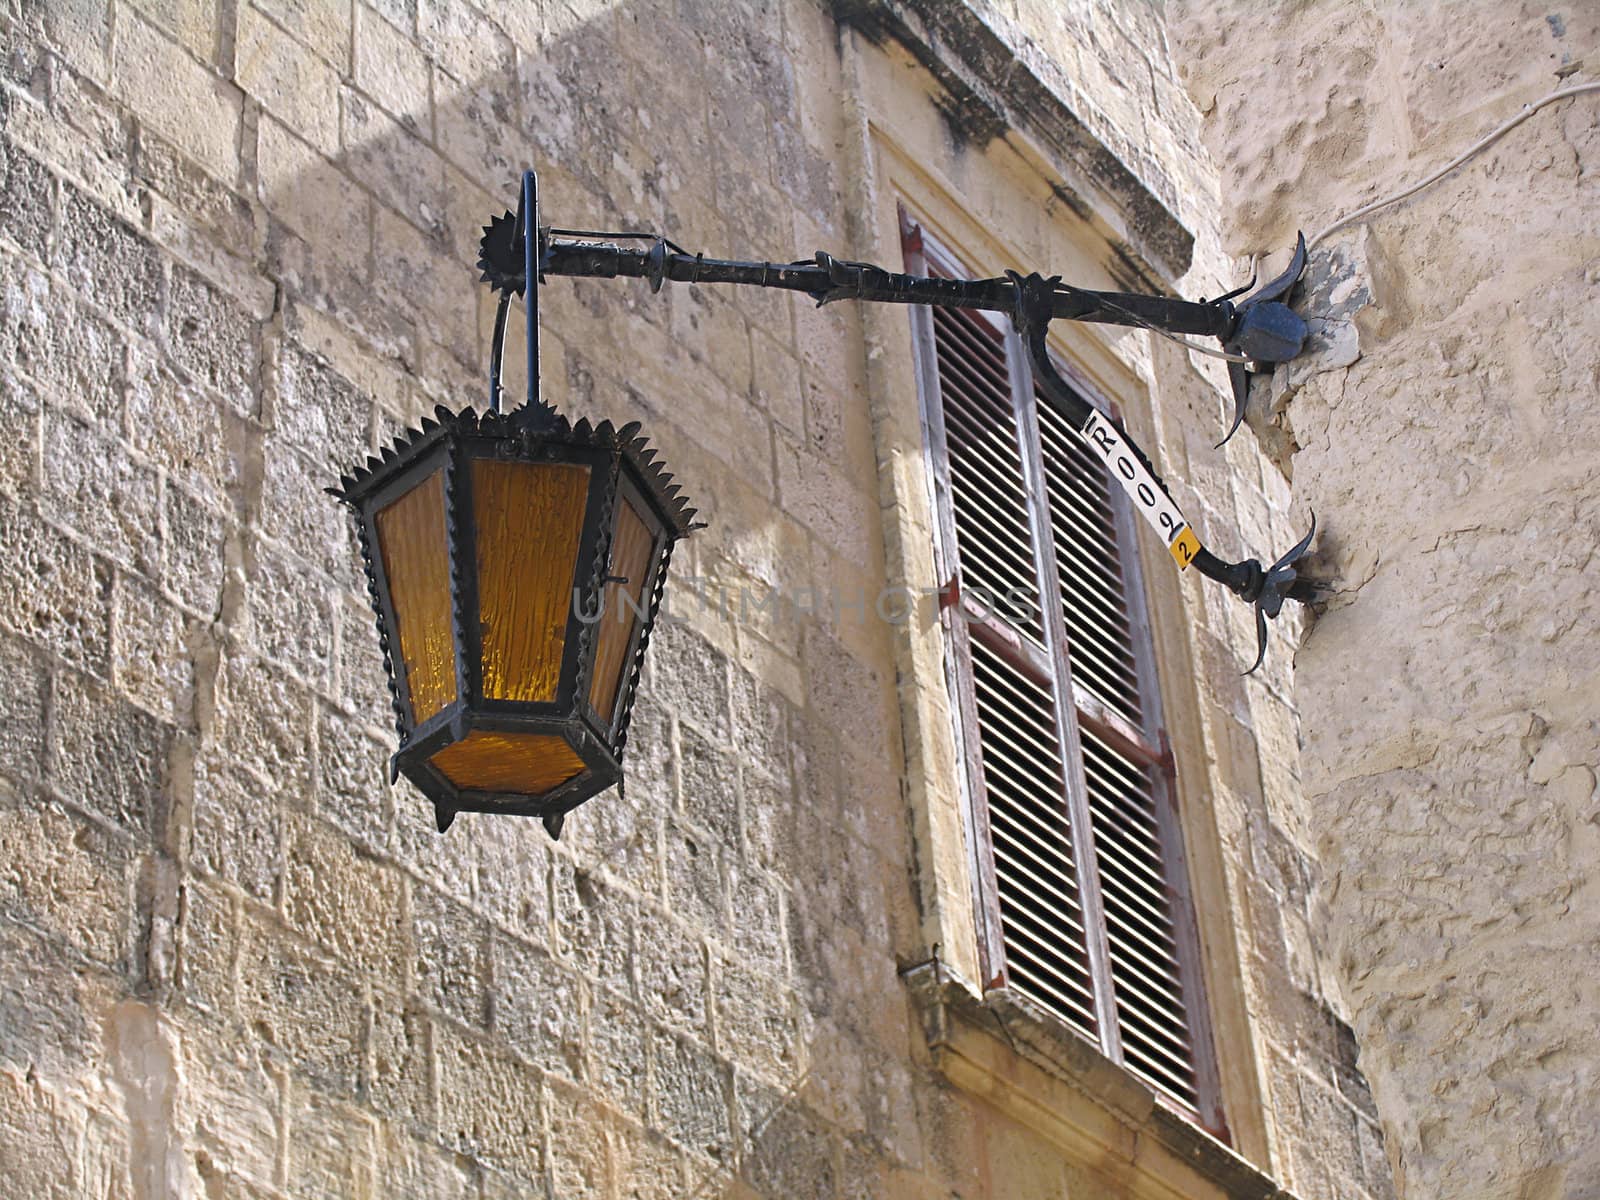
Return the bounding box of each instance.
[902,209,1229,1136]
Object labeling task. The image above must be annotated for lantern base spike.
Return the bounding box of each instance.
[435,803,456,833]
[543,812,565,840]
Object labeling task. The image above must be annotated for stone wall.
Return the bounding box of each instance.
[1168,3,1600,1197]
[0,1,1386,1197]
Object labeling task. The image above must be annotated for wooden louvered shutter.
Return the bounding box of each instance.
[1037,393,1216,1117]
[905,215,1224,1133]
[917,262,1102,1038]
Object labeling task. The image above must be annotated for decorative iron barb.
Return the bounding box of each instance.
[479,171,1321,671]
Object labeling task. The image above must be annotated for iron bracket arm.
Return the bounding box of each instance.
[537,239,1243,340]
[473,177,1321,671]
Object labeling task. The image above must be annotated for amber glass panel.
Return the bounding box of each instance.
[472,460,591,702]
[430,731,587,794]
[375,470,456,724]
[587,498,655,723]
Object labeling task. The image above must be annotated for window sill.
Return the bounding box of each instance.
[902,963,1297,1200]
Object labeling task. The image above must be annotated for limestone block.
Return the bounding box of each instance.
[588,985,651,1120]
[269,340,373,479]
[633,910,709,1036]
[438,160,503,270]
[860,1053,922,1172]
[329,595,391,727]
[176,879,236,1016]
[750,326,806,440]
[314,704,390,854]
[652,1028,732,1161]
[433,1026,544,1181]
[726,861,787,972]
[433,77,525,197]
[167,264,261,411]
[126,346,245,510]
[0,800,133,970]
[577,773,664,900]
[112,573,194,726]
[741,751,800,872]
[283,814,409,986]
[712,955,798,1083]
[0,917,121,1078]
[413,882,489,1029]
[839,1134,896,1200]
[341,91,449,237]
[237,914,365,1095]
[352,5,431,133]
[4,272,124,429]
[379,1122,478,1198]
[0,131,58,264]
[142,153,262,309]
[545,1079,613,1197]
[120,0,220,67]
[55,184,164,338]
[385,782,478,894]
[611,1119,693,1200]
[255,118,371,281]
[365,992,432,1126]
[663,289,755,403]
[257,434,361,586]
[183,1031,282,1190]
[6,63,138,230]
[240,539,335,691]
[368,206,478,358]
[236,5,341,155]
[113,9,241,183]
[666,820,729,937]
[249,0,353,71]
[552,858,637,1004]
[8,0,112,85]
[0,1069,91,1200]
[469,821,554,946]
[0,495,111,674]
[646,621,733,743]
[40,409,161,580]
[677,721,743,850]
[286,1087,378,1196]
[1357,1113,1396,1200]
[774,430,874,569]
[162,481,229,617]
[417,0,513,84]
[735,1080,839,1200]
[0,251,49,357]
[0,636,47,784]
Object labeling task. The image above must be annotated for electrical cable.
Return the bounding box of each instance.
[1309,80,1600,249]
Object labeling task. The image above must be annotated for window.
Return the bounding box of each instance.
[904,216,1226,1133]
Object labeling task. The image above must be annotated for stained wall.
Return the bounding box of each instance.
[1169,3,1600,1196]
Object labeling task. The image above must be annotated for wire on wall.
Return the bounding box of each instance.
[1308,80,1600,249]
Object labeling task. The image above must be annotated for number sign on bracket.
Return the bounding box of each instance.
[1079,410,1200,570]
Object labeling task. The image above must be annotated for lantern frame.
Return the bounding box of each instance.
[334,171,696,835]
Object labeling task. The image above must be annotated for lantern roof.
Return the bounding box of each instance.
[330,401,699,537]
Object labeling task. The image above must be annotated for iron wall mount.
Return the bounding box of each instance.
[481,169,1320,670]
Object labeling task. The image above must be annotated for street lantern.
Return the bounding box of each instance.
[338,167,1321,835]
[333,173,695,837]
